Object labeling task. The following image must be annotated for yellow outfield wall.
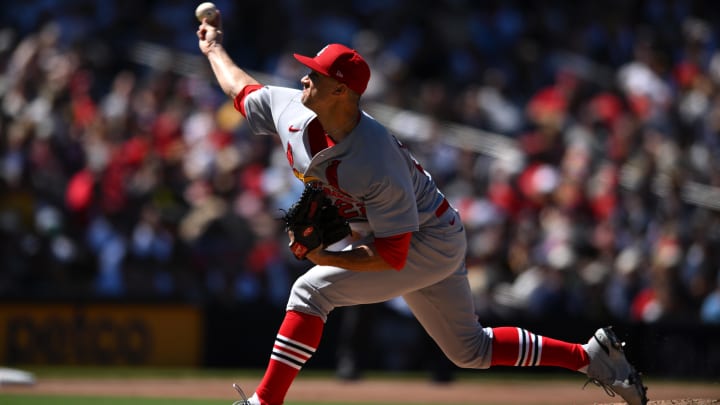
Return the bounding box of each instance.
[0,303,203,366]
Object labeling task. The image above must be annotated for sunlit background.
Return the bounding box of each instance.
[0,0,719,380]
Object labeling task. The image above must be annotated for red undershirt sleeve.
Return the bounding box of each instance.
[233,84,264,117]
[374,232,412,270]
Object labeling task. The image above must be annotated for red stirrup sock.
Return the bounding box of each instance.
[255,310,324,405]
[490,327,589,370]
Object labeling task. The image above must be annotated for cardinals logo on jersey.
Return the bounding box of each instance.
[286,142,302,179]
[286,142,294,166]
[320,160,366,220]
[286,141,320,183]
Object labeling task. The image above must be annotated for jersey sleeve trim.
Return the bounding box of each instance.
[233,84,264,116]
[374,232,412,270]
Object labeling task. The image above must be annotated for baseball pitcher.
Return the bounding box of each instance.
[196,7,647,405]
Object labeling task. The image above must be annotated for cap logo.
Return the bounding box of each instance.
[335,70,344,78]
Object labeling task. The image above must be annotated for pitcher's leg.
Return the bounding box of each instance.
[287,262,455,321]
[402,270,494,369]
[254,310,323,405]
[489,327,588,369]
[253,263,453,405]
[403,268,590,371]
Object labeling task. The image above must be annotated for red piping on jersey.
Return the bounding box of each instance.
[308,119,335,156]
[375,232,412,270]
[325,160,341,189]
[234,84,264,117]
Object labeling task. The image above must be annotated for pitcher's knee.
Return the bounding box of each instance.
[286,274,332,322]
[442,327,494,369]
[446,352,491,369]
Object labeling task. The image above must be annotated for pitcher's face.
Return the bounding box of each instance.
[300,71,341,112]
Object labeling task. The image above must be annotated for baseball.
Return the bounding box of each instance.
[195,2,219,23]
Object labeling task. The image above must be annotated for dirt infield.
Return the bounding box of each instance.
[1,376,719,404]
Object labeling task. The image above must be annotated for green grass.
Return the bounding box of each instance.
[0,395,230,405]
[0,395,410,405]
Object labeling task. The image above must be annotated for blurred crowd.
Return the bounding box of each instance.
[1,0,720,326]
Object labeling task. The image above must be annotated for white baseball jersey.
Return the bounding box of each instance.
[239,85,493,370]
[242,85,446,238]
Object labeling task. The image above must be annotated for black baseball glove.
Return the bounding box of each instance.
[283,183,351,260]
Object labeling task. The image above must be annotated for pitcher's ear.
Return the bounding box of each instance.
[334,83,349,95]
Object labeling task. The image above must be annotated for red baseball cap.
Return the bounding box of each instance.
[294,43,371,95]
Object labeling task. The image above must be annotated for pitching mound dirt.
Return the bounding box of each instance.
[653,401,719,404]
[598,401,718,405]
[1,377,718,404]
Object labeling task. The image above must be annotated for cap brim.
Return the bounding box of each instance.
[293,53,330,76]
